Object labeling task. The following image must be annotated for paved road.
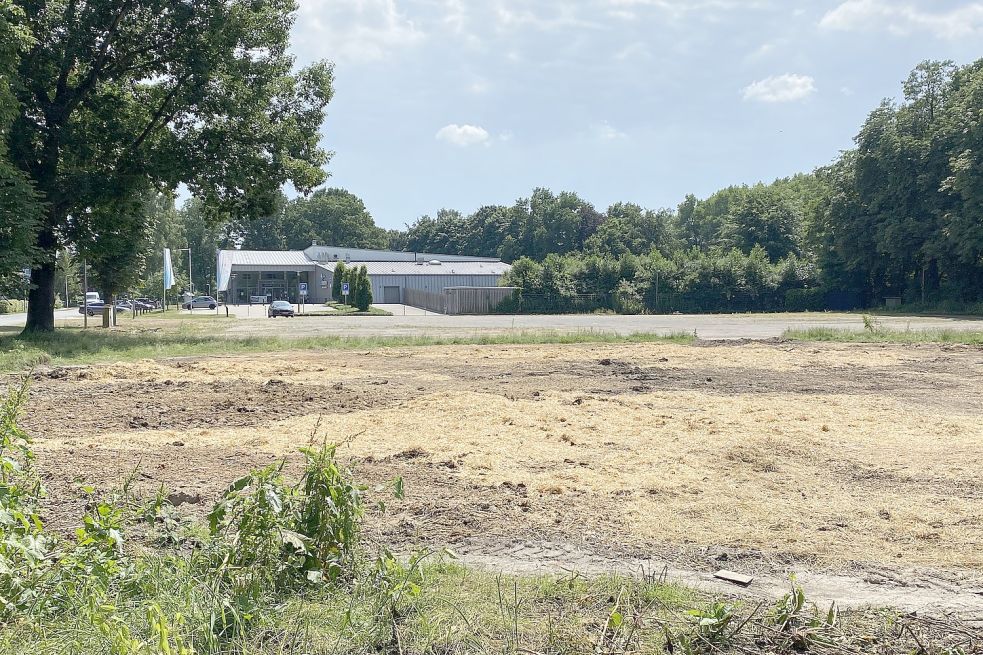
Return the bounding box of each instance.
[0,308,81,328]
[224,311,983,340]
[3,306,981,340]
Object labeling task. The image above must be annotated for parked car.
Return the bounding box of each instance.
[181,295,220,310]
[133,297,159,310]
[79,301,105,316]
[78,300,131,316]
[268,300,295,318]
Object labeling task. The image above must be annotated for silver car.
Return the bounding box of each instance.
[182,295,219,310]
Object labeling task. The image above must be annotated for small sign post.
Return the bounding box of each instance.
[298,282,307,313]
[341,281,350,306]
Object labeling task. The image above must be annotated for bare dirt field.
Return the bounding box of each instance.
[14,340,983,617]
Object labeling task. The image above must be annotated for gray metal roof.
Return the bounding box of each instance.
[304,244,501,264]
[217,247,509,291]
[221,250,313,266]
[349,261,511,276]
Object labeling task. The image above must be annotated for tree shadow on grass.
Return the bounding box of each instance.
[0,328,257,372]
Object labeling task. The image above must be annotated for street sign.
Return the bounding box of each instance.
[298,282,308,296]
[341,282,350,296]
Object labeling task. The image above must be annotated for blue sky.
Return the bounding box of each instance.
[287,0,983,230]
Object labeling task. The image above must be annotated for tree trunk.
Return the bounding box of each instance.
[23,257,56,333]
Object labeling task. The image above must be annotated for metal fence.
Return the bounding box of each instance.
[403,287,446,313]
[445,287,517,314]
[491,288,863,315]
[403,286,519,314]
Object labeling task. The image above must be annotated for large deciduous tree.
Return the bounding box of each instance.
[0,2,41,279]
[8,0,333,332]
[281,188,387,250]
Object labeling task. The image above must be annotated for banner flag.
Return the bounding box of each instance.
[163,248,175,289]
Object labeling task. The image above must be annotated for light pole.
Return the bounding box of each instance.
[295,270,304,313]
[176,247,192,311]
[63,248,70,309]
[82,259,89,329]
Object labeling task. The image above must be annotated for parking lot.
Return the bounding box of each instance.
[217,307,983,340]
[3,304,982,340]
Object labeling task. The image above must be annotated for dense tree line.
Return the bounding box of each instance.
[400,60,983,312]
[812,60,983,305]
[4,47,981,319]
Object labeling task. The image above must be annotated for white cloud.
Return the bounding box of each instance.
[614,42,651,61]
[593,121,628,141]
[468,79,491,94]
[742,73,816,103]
[494,3,601,31]
[435,124,491,147]
[745,41,777,61]
[605,0,773,20]
[294,0,424,63]
[820,0,983,40]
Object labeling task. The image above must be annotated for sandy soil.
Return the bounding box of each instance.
[11,340,983,615]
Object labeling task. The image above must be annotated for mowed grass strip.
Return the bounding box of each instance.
[784,327,983,344]
[0,326,694,373]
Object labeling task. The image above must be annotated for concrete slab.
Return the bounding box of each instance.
[373,303,431,316]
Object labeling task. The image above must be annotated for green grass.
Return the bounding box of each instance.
[0,560,705,654]
[864,300,983,316]
[0,327,695,373]
[313,302,393,316]
[783,326,983,344]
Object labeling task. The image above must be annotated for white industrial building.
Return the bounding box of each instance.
[216,244,512,308]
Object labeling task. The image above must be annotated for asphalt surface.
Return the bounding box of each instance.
[224,309,983,340]
[2,306,981,340]
[0,307,80,328]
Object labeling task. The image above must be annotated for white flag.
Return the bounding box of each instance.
[163,248,175,289]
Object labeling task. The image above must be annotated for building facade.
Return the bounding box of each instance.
[216,245,511,306]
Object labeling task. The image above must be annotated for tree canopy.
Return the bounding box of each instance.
[6,0,333,330]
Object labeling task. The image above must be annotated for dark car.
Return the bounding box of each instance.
[268,300,295,318]
[132,298,158,310]
[79,301,105,317]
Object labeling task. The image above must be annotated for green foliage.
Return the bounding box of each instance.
[207,441,364,593]
[683,601,739,648]
[767,580,839,650]
[10,0,334,331]
[294,442,365,582]
[281,189,388,251]
[0,298,26,314]
[0,378,49,621]
[785,287,826,312]
[503,248,820,314]
[352,265,372,312]
[814,59,983,305]
[228,188,390,252]
[0,1,41,280]
[395,59,983,312]
[784,327,983,344]
[331,261,347,302]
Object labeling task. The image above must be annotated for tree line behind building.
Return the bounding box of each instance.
[4,59,982,315]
